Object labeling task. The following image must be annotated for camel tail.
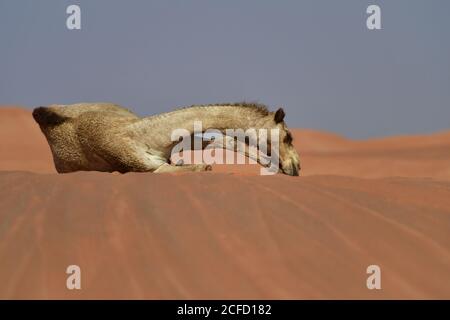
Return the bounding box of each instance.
[32,106,69,127]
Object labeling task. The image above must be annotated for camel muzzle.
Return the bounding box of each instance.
[280,160,300,176]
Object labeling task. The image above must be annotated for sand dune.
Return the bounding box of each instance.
[0,171,449,299]
[0,107,449,299]
[0,107,54,173]
[293,129,450,179]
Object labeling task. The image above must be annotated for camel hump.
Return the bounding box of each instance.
[32,106,69,127]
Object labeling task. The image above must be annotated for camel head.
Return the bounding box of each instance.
[271,108,301,176]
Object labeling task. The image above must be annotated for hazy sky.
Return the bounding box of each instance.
[0,0,449,138]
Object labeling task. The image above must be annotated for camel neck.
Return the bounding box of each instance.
[137,105,269,137]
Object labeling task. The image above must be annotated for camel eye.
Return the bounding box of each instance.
[283,132,293,144]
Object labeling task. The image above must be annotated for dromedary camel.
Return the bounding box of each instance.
[32,102,300,175]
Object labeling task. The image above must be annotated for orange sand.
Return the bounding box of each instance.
[0,107,449,299]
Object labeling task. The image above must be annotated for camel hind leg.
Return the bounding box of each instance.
[153,163,212,173]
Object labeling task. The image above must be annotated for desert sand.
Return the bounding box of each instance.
[0,106,449,299]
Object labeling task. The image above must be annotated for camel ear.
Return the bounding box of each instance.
[274,108,285,123]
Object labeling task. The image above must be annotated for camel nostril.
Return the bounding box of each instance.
[291,163,299,176]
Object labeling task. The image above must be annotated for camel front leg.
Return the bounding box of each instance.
[206,135,271,167]
[153,163,212,173]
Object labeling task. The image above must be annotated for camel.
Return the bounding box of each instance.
[32,102,301,175]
